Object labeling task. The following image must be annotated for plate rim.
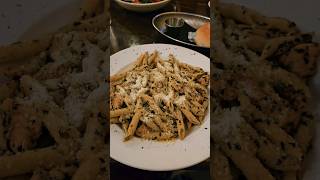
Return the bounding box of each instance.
[114,0,171,7]
[110,43,210,171]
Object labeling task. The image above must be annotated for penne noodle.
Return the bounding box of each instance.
[0,147,66,178]
[72,154,101,180]
[295,113,315,153]
[41,104,80,145]
[110,108,131,118]
[135,124,160,140]
[153,116,168,132]
[175,110,186,140]
[211,148,233,180]
[0,36,52,64]
[134,52,147,68]
[142,52,149,65]
[245,34,268,52]
[279,43,320,78]
[78,115,105,160]
[260,34,313,61]
[255,122,303,162]
[109,53,147,82]
[261,17,299,33]
[223,147,275,180]
[144,120,160,132]
[147,51,158,65]
[141,95,164,115]
[125,109,143,141]
[110,117,120,124]
[257,136,301,171]
[218,2,257,25]
[180,108,200,125]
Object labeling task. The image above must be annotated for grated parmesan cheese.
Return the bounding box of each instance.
[174,96,186,106]
[140,113,154,123]
[211,107,243,143]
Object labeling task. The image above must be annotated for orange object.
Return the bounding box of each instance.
[194,22,210,48]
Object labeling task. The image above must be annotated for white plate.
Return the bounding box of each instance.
[110,44,210,171]
[222,0,320,179]
[114,0,171,12]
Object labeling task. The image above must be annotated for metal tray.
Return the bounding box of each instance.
[152,12,210,48]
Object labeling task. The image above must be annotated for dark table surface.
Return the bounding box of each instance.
[110,0,210,180]
[110,0,210,56]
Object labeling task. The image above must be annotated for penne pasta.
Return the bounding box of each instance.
[110,117,120,124]
[0,36,52,64]
[223,147,275,180]
[41,104,80,145]
[211,148,233,180]
[255,122,303,162]
[110,52,209,141]
[72,154,101,180]
[295,113,315,153]
[212,1,319,179]
[125,109,143,141]
[0,147,66,178]
[175,110,186,140]
[110,108,132,118]
[78,115,105,160]
[256,136,301,171]
[180,108,200,125]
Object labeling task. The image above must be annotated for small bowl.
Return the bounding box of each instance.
[114,0,171,13]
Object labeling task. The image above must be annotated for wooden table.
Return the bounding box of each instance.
[110,0,210,179]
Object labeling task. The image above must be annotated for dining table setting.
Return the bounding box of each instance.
[110,0,211,179]
[110,0,210,56]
